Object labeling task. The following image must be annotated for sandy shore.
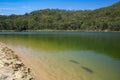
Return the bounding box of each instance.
[0,42,35,80]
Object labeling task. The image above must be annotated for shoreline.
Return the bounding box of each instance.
[0,30,120,32]
[0,42,35,80]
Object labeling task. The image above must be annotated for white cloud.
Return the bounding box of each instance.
[21,6,31,10]
[0,6,31,11]
[0,7,16,11]
[0,13,4,15]
[0,6,32,15]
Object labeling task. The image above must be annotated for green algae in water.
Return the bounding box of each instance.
[0,32,120,80]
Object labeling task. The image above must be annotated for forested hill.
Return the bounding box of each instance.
[0,2,120,31]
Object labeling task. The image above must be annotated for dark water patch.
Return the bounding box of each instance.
[69,60,80,64]
[81,66,93,74]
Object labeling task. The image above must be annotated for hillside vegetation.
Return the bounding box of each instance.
[0,2,120,31]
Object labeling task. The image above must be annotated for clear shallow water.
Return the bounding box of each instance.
[0,32,120,80]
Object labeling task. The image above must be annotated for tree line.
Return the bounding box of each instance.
[0,2,120,31]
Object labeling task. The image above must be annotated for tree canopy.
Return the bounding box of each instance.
[0,2,120,31]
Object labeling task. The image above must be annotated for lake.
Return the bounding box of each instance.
[0,32,120,80]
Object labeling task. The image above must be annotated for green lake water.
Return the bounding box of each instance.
[0,32,120,80]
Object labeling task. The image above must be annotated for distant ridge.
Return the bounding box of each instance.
[0,1,120,31]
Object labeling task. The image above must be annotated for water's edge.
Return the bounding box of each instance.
[0,42,35,80]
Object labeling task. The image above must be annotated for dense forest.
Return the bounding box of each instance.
[0,2,120,31]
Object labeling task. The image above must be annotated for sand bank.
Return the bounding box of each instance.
[0,42,35,80]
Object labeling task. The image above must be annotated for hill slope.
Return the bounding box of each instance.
[0,2,120,31]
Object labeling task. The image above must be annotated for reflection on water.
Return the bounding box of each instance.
[0,32,120,80]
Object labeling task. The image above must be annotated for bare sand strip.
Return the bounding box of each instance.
[0,42,35,80]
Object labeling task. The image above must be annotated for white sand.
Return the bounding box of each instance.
[0,42,35,80]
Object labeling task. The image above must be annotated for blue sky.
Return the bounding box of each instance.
[0,0,119,15]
